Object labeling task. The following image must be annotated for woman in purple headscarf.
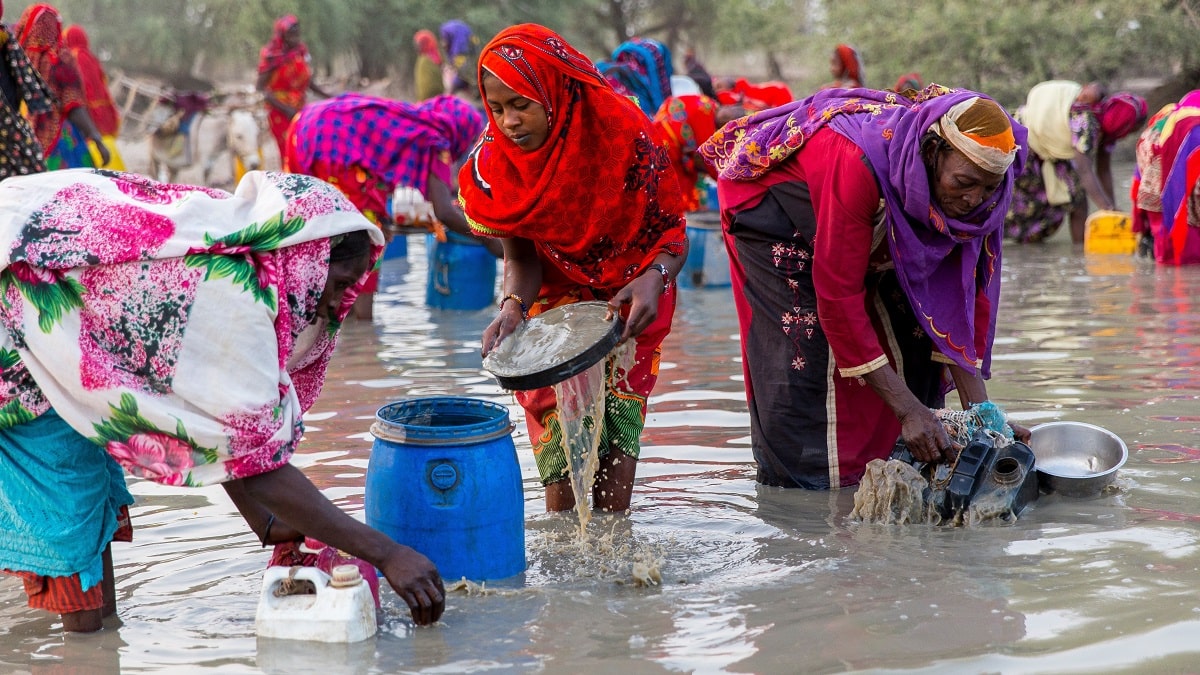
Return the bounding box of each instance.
[698,85,1029,489]
[440,19,479,95]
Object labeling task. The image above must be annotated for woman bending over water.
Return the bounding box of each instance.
[700,85,1031,489]
[0,170,443,631]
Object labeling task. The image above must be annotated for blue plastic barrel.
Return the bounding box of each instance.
[366,397,525,581]
[425,231,497,310]
[680,212,732,288]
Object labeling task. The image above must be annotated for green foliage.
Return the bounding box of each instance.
[184,253,276,309]
[182,211,304,310]
[202,210,305,251]
[818,0,1197,107]
[0,398,37,428]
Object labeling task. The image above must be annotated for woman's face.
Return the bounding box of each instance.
[1078,81,1106,107]
[929,147,1005,220]
[482,73,550,151]
[829,52,845,79]
[316,253,370,321]
[283,23,302,48]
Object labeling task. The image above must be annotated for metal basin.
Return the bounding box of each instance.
[1029,421,1128,497]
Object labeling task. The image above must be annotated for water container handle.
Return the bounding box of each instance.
[267,565,330,596]
[289,566,330,588]
[434,247,452,296]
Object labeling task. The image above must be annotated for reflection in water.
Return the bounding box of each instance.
[4,236,1200,671]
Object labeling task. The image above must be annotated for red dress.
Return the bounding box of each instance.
[258,16,312,158]
[262,54,310,156]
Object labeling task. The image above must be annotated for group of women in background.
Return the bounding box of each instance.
[0,3,122,179]
[411,19,482,102]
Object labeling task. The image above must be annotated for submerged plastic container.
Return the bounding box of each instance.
[366,397,525,581]
[425,231,498,310]
[681,211,731,288]
[255,565,376,643]
[1084,210,1137,255]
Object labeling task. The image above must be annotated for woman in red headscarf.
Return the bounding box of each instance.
[825,43,864,89]
[62,24,124,170]
[652,94,720,211]
[461,24,688,514]
[413,29,444,101]
[257,15,331,160]
[14,4,110,170]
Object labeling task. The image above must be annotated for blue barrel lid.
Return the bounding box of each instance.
[373,396,513,446]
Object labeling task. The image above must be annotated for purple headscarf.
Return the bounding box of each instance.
[699,85,1028,377]
[439,20,474,59]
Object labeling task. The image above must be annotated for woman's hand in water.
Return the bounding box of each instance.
[481,301,524,356]
[609,272,664,342]
[377,543,445,626]
[897,403,953,463]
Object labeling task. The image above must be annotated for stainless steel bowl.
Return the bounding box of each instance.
[1029,421,1128,497]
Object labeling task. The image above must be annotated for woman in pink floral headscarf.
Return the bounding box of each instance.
[0,169,444,632]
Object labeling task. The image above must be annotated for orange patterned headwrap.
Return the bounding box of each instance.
[933,96,1019,174]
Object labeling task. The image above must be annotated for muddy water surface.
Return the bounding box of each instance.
[3,230,1200,674]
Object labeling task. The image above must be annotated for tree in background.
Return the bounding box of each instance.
[4,0,1198,111]
[815,0,1197,109]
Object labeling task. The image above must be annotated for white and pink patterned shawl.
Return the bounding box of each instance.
[0,169,383,486]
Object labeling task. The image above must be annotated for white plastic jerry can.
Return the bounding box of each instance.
[255,565,377,643]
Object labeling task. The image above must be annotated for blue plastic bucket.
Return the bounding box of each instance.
[366,397,525,581]
[425,231,497,310]
[381,234,408,260]
[681,212,731,288]
[383,193,408,261]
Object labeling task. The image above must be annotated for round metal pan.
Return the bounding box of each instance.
[482,301,624,391]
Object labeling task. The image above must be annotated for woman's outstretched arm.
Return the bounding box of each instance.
[224,464,445,625]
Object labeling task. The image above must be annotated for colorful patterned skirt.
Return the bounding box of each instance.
[46,121,95,171]
[516,287,675,484]
[1004,154,1084,243]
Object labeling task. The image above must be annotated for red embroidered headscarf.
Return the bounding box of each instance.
[459,23,686,291]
